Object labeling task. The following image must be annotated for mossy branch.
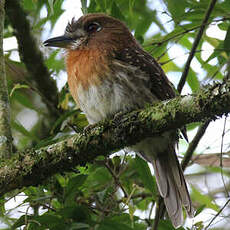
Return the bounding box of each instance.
[0,0,12,158]
[0,80,230,196]
[5,0,60,117]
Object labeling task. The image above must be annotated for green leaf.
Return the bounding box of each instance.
[87,0,98,13]
[12,214,63,229]
[48,0,54,15]
[70,223,90,230]
[45,49,64,73]
[163,0,186,20]
[65,175,88,197]
[51,109,80,134]
[203,63,224,80]
[22,0,38,11]
[47,0,64,27]
[34,134,62,149]
[12,120,39,141]
[195,204,206,217]
[148,22,200,50]
[135,12,156,39]
[186,122,200,131]
[186,69,200,93]
[111,1,125,21]
[157,220,186,230]
[97,220,133,230]
[10,83,29,97]
[81,0,88,14]
[59,205,91,222]
[193,221,205,230]
[64,175,88,205]
[134,156,156,197]
[12,215,29,228]
[145,40,168,60]
[191,186,219,212]
[204,41,228,65]
[95,0,106,12]
[218,22,229,31]
[84,165,112,191]
[11,91,37,112]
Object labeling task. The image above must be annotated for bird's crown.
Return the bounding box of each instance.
[44,13,135,51]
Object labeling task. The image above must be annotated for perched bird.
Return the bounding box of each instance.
[44,13,193,228]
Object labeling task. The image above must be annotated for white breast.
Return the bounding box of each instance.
[76,80,131,124]
[76,62,157,124]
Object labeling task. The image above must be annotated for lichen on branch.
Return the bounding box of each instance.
[0,79,230,196]
[0,0,12,158]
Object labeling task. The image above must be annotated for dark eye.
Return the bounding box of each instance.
[86,22,101,33]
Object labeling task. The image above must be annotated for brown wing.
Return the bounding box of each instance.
[114,47,188,141]
[114,46,176,101]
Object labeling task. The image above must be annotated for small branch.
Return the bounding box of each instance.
[191,152,230,167]
[181,120,210,171]
[204,198,230,229]
[177,0,218,93]
[104,160,128,198]
[182,57,230,171]
[0,0,12,158]
[0,79,230,196]
[117,192,152,203]
[220,116,228,197]
[5,0,60,117]
[207,182,230,197]
[146,17,230,56]
[152,196,165,230]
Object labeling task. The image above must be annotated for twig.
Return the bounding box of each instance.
[207,181,230,198]
[204,198,230,229]
[148,201,155,221]
[181,120,211,171]
[117,192,152,203]
[41,204,56,212]
[145,17,230,52]
[152,196,165,230]
[104,160,128,198]
[0,0,13,158]
[220,116,229,197]
[177,0,218,93]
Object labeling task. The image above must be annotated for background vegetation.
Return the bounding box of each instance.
[1,0,230,229]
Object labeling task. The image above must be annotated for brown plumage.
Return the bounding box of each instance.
[44,13,193,228]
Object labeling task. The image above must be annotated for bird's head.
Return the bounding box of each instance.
[43,13,135,51]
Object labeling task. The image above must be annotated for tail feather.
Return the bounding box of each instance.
[164,181,183,228]
[152,148,193,228]
[168,149,193,216]
[152,157,168,197]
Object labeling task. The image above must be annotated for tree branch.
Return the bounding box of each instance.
[5,0,60,117]
[181,120,210,171]
[177,0,217,93]
[0,0,12,158]
[0,79,230,196]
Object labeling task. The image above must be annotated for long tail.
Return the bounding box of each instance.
[152,146,193,228]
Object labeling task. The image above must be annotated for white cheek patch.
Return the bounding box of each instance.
[65,28,87,50]
[70,37,87,50]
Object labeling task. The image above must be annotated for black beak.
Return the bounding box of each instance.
[43,35,74,48]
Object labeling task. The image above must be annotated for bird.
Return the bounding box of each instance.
[43,13,193,228]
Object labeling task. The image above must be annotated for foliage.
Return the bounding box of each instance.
[2,0,230,229]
